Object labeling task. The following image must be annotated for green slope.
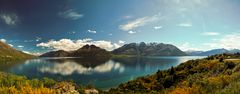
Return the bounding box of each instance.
[0,41,33,62]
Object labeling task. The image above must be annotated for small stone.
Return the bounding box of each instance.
[84,89,99,94]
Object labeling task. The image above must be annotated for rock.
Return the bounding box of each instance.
[84,89,99,94]
[53,82,79,94]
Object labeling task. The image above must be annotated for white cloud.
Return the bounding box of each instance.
[177,22,192,27]
[59,9,83,20]
[24,40,34,43]
[203,33,240,50]
[128,31,136,34]
[22,51,31,54]
[22,51,42,56]
[67,31,76,34]
[119,15,158,31]
[178,42,201,51]
[118,40,125,44]
[202,32,220,36]
[36,37,42,42]
[8,44,13,47]
[0,39,6,43]
[31,52,43,56]
[37,38,123,51]
[17,45,24,48]
[87,30,97,34]
[154,26,162,30]
[0,13,18,25]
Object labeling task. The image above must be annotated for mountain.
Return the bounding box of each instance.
[71,45,111,59]
[40,45,111,59]
[187,48,240,56]
[0,41,33,62]
[229,49,240,53]
[40,50,70,57]
[112,42,187,56]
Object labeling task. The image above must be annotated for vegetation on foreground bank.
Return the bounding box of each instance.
[107,53,240,94]
[0,72,56,93]
[0,72,99,94]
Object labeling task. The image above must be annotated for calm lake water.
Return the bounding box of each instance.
[0,56,205,90]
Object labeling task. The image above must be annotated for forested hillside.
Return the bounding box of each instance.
[107,53,240,94]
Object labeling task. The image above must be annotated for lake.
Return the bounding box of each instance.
[0,56,205,90]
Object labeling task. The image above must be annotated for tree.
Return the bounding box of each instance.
[219,58,224,62]
[169,66,175,75]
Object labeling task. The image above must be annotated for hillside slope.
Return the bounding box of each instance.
[0,41,33,62]
[107,53,240,94]
[40,50,70,57]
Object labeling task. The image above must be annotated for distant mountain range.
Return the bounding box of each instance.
[41,42,187,57]
[0,41,33,62]
[112,42,187,56]
[40,45,111,59]
[186,48,240,56]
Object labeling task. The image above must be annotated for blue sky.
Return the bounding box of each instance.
[0,0,240,54]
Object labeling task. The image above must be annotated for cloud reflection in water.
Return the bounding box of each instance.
[39,60,125,75]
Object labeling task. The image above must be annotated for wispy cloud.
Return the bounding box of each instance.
[87,30,97,34]
[119,15,158,31]
[122,15,133,19]
[0,13,19,25]
[202,32,220,36]
[24,40,34,43]
[203,33,240,50]
[59,9,83,20]
[178,42,201,51]
[154,26,162,30]
[37,38,123,51]
[17,45,24,48]
[36,37,42,42]
[128,31,136,34]
[177,22,192,27]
